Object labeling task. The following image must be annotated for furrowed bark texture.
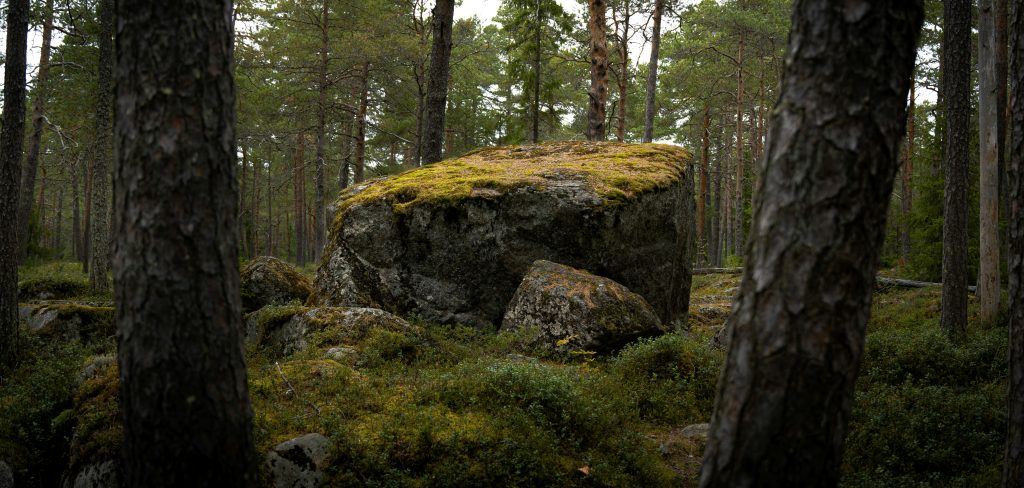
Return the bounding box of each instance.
[941,0,971,340]
[313,0,329,262]
[113,0,257,484]
[422,0,455,164]
[586,0,609,141]
[699,2,923,486]
[1004,2,1024,485]
[89,0,113,292]
[0,0,29,369]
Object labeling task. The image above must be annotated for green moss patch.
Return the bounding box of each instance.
[335,142,691,218]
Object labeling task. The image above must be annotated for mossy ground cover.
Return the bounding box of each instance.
[0,261,1011,487]
[17,260,108,302]
[334,142,691,219]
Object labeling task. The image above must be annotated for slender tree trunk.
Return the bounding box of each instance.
[615,2,630,142]
[901,79,916,266]
[642,0,663,143]
[586,0,609,141]
[83,161,92,272]
[54,186,63,252]
[313,0,329,262]
[711,128,722,267]
[1004,4,1024,484]
[355,62,370,183]
[240,144,249,259]
[266,156,273,256]
[72,154,82,261]
[0,0,29,370]
[422,0,456,164]
[699,103,711,263]
[17,0,55,262]
[980,0,1003,323]
[114,0,256,483]
[252,145,260,256]
[89,0,113,293]
[38,168,47,250]
[699,2,923,486]
[532,0,542,143]
[294,133,306,267]
[942,0,971,341]
[734,35,745,257]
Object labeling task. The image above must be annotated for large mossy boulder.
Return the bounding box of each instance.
[241,256,313,312]
[311,142,693,327]
[501,260,667,353]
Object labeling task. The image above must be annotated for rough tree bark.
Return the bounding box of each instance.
[1004,2,1024,485]
[942,0,970,341]
[733,35,745,257]
[699,2,923,486]
[313,0,330,262]
[294,133,307,267]
[532,0,543,143]
[642,0,663,143]
[89,0,113,293]
[0,0,29,369]
[17,0,55,262]
[586,0,609,141]
[613,0,631,142]
[113,0,257,484]
[979,0,1004,323]
[699,103,711,263]
[72,154,82,261]
[422,0,455,164]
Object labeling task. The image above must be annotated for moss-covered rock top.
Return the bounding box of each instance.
[337,141,691,215]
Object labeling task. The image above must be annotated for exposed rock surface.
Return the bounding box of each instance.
[266,433,330,488]
[63,460,119,488]
[241,256,314,311]
[23,304,115,343]
[246,306,416,357]
[311,142,693,327]
[501,260,667,353]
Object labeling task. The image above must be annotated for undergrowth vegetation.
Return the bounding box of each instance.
[0,265,1011,487]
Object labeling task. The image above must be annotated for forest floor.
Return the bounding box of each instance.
[0,261,1010,487]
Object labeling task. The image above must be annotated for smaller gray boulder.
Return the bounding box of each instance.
[241,256,314,311]
[25,304,115,343]
[266,433,330,488]
[248,306,416,357]
[501,260,667,353]
[65,460,119,488]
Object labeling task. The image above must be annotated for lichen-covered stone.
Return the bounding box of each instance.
[241,256,314,312]
[62,460,119,488]
[266,433,330,488]
[247,306,416,357]
[311,141,693,327]
[24,304,115,343]
[501,260,668,353]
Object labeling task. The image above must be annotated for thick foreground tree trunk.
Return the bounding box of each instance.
[642,0,663,143]
[942,0,971,341]
[0,0,30,370]
[422,0,455,164]
[586,0,609,141]
[113,0,257,485]
[89,0,113,293]
[699,2,923,487]
[1004,2,1024,485]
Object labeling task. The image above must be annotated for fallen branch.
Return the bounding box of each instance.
[275,361,321,418]
[692,268,977,294]
[693,267,742,275]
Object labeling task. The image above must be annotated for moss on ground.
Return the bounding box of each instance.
[334,142,691,220]
[0,260,1010,487]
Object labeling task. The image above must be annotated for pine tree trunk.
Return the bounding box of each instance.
[313,0,329,262]
[532,0,542,143]
[698,104,711,263]
[89,0,113,293]
[54,186,63,251]
[711,128,722,267]
[82,160,92,272]
[240,145,249,259]
[980,0,1002,323]
[17,0,55,262]
[642,0,663,143]
[1005,2,1024,483]
[355,62,370,183]
[113,0,257,483]
[422,0,455,164]
[699,2,923,485]
[586,0,609,141]
[733,36,745,257]
[942,0,971,341]
[615,2,630,142]
[294,133,306,267]
[901,80,916,266]
[266,156,273,255]
[0,0,29,369]
[72,154,82,261]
